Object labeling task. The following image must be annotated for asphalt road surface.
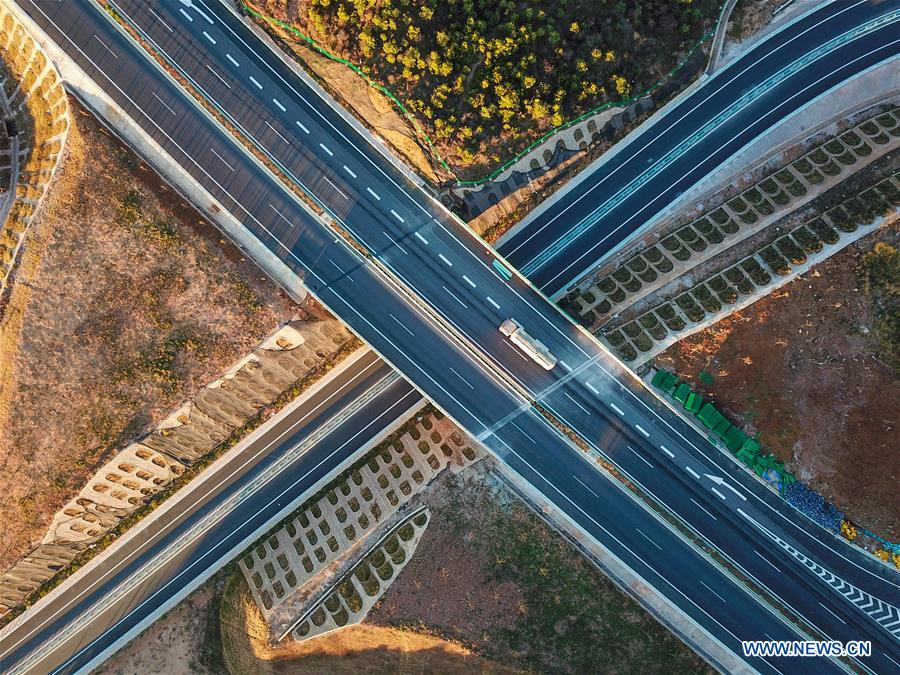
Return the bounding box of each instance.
[2,0,898,672]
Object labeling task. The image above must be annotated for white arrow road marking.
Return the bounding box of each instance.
[704,474,746,501]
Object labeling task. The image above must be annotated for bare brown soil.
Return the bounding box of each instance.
[368,469,710,674]
[0,99,296,571]
[93,579,217,675]
[219,566,511,675]
[655,227,899,539]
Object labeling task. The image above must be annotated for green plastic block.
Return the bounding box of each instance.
[684,392,702,413]
[708,410,726,429]
[697,402,717,426]
[724,426,747,452]
[713,418,732,439]
[651,369,669,389]
[739,438,761,456]
[674,382,691,403]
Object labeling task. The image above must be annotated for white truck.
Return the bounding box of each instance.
[499,319,557,370]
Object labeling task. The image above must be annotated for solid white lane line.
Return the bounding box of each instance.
[635,528,663,551]
[563,391,591,416]
[202,30,216,45]
[328,259,352,281]
[509,420,535,443]
[205,64,230,88]
[272,98,286,112]
[92,35,118,59]
[438,253,452,267]
[610,402,624,415]
[818,602,847,625]
[502,340,528,360]
[366,187,381,200]
[486,296,500,310]
[268,203,294,227]
[264,120,290,144]
[151,92,176,116]
[414,231,429,245]
[711,487,727,500]
[383,231,407,255]
[628,446,653,468]
[321,176,348,200]
[559,360,572,372]
[249,75,263,89]
[342,165,357,179]
[442,285,467,308]
[226,53,240,67]
[388,313,414,336]
[449,366,475,390]
[572,475,599,498]
[462,275,476,288]
[689,498,717,521]
[699,581,728,604]
[390,209,405,223]
[585,382,599,395]
[319,142,334,157]
[685,466,700,480]
[146,7,173,32]
[660,445,674,458]
[754,550,781,573]
[178,7,194,22]
[295,120,310,134]
[209,148,234,171]
[634,424,650,438]
[884,654,900,669]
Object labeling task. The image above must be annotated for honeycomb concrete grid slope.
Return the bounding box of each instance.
[0,319,353,614]
[239,412,481,629]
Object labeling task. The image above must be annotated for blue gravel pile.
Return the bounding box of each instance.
[783,482,844,531]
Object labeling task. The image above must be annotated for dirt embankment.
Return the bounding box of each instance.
[0,99,296,572]
[656,227,899,538]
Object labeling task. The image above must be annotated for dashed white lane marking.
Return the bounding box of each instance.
[414,231,429,245]
[328,259,352,281]
[634,424,650,438]
[295,120,310,134]
[366,187,381,200]
[486,296,500,310]
[563,391,591,416]
[818,602,847,625]
[226,53,240,67]
[448,366,474,390]
[209,148,234,171]
[438,253,452,267]
[319,142,334,157]
[147,7,173,31]
[264,121,290,144]
[610,402,624,415]
[634,528,662,551]
[754,550,781,573]
[573,475,599,498]
[390,209,405,223]
[249,75,263,90]
[383,231,407,255]
[442,285,467,308]
[627,446,653,468]
[559,360,572,372]
[660,445,675,458]
[699,581,728,604]
[509,420,535,443]
[268,203,294,228]
[685,466,700,480]
[151,92,176,116]
[321,176,348,200]
[202,30,216,45]
[711,487,727,500]
[205,64,230,88]
[388,313,414,336]
[690,498,717,521]
[342,165,357,179]
[92,35,118,59]
[462,275,476,288]
[272,98,286,112]
[178,7,194,22]
[883,653,900,669]
[585,382,599,395]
